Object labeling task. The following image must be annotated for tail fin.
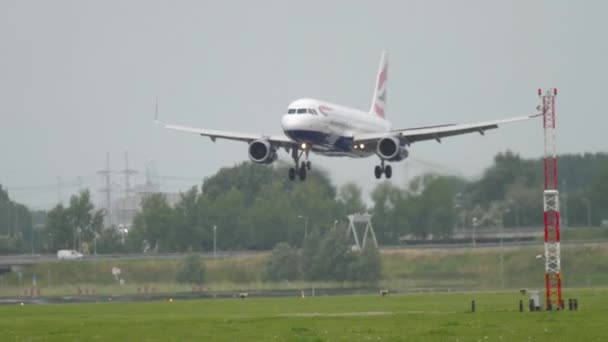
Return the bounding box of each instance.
[370,51,388,119]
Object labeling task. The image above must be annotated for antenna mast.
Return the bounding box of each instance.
[540,88,562,310]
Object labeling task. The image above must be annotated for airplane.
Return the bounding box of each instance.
[156,51,540,181]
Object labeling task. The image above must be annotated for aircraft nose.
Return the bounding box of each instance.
[281,114,298,131]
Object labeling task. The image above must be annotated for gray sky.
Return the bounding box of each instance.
[1,0,606,209]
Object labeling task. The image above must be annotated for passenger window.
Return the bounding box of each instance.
[288,109,296,114]
[297,108,307,114]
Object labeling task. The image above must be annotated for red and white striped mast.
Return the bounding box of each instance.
[540,88,562,309]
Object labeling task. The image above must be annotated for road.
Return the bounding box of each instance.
[1,239,607,267]
[0,250,267,267]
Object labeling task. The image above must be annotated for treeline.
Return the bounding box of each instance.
[265,228,381,283]
[1,151,607,254]
[0,186,34,253]
[463,151,608,228]
[124,151,608,252]
[125,165,350,252]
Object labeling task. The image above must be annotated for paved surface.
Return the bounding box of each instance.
[0,287,383,305]
[1,239,606,267]
[0,250,267,266]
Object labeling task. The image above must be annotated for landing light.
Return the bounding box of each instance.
[301,143,307,149]
[359,143,365,149]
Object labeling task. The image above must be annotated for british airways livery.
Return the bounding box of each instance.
[156,52,539,181]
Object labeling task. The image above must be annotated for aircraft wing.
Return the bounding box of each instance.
[157,121,294,148]
[353,113,541,145]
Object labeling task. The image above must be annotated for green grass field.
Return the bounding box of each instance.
[1,289,605,341]
[2,243,608,299]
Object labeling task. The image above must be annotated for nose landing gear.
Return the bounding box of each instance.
[374,160,392,179]
[288,145,312,181]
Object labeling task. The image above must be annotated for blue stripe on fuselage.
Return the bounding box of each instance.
[284,130,353,152]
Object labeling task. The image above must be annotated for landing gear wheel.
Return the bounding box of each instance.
[385,165,392,179]
[374,165,382,179]
[289,144,311,181]
[288,167,296,181]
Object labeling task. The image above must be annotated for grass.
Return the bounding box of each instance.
[0,280,368,298]
[0,288,605,341]
[1,243,607,297]
[561,227,608,240]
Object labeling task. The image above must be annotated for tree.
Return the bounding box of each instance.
[411,174,460,239]
[44,190,104,253]
[349,243,382,283]
[46,204,72,250]
[370,182,407,243]
[206,187,246,250]
[202,162,274,203]
[96,228,126,254]
[264,242,300,281]
[130,193,175,252]
[288,177,340,246]
[309,226,355,282]
[0,185,12,237]
[172,187,207,251]
[0,236,19,254]
[338,182,366,215]
[300,227,383,283]
[0,185,34,253]
[243,182,292,249]
[175,253,206,284]
[300,229,323,281]
[67,190,104,253]
[588,165,608,226]
[471,151,539,205]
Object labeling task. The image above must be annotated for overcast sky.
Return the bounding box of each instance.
[1,0,606,209]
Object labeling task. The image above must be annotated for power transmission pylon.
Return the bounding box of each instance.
[347,214,378,250]
[122,150,137,198]
[98,152,113,226]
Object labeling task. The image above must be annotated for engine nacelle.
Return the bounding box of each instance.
[248,140,277,164]
[376,136,409,161]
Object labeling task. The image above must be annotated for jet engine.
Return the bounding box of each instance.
[248,140,277,164]
[376,136,409,161]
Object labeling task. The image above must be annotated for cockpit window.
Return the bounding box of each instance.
[297,108,307,114]
[308,108,318,115]
[287,109,296,114]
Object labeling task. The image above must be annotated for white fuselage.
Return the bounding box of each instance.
[280,98,391,157]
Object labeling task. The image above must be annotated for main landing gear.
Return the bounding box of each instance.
[374,160,392,179]
[288,145,312,181]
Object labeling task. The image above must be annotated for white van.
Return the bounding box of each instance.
[57,250,84,260]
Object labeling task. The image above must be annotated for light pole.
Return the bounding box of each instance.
[472,217,478,248]
[333,220,338,230]
[506,198,520,229]
[94,232,100,256]
[454,192,463,231]
[213,225,217,258]
[499,209,509,289]
[30,225,34,255]
[582,198,592,228]
[562,179,568,228]
[297,215,309,239]
[73,226,77,251]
